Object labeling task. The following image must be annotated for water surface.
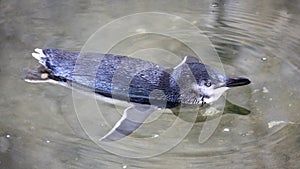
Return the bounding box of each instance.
[1,0,300,168]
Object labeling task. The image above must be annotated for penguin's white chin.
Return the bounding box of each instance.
[203,87,229,104]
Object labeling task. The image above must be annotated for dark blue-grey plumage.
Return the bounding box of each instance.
[42,48,182,108]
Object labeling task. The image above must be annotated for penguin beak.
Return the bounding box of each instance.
[225,77,251,88]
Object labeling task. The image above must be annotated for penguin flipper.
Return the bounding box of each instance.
[100,105,157,141]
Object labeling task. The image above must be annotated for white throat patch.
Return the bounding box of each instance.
[203,86,229,104]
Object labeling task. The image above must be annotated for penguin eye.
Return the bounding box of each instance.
[204,81,212,87]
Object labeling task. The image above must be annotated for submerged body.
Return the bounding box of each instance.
[25,48,250,141]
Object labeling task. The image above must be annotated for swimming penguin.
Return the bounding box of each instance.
[25,48,251,141]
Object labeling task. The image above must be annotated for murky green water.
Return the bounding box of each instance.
[1,0,300,168]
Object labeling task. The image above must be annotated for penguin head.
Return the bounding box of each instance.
[175,56,251,104]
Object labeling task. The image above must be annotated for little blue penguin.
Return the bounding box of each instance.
[25,48,251,141]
